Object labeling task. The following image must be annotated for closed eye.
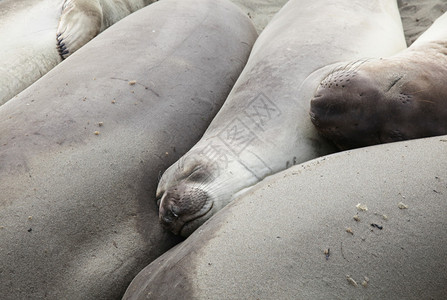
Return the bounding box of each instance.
[187,166,208,181]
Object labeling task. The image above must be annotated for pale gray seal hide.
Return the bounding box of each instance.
[124,135,447,299]
[0,0,257,298]
[0,0,154,106]
[156,0,406,237]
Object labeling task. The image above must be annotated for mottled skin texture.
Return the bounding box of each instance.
[156,0,406,237]
[310,12,447,150]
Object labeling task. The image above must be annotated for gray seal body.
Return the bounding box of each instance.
[0,0,257,299]
[156,0,407,237]
[124,135,447,299]
[0,0,154,106]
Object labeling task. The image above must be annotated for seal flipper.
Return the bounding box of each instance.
[56,0,103,59]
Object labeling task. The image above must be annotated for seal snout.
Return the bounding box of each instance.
[310,66,383,149]
[159,204,179,225]
[310,67,359,123]
[158,186,212,236]
[310,78,353,131]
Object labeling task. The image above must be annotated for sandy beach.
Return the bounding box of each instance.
[230,0,447,46]
[399,0,447,45]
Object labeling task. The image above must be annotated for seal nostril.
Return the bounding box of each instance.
[162,208,178,224]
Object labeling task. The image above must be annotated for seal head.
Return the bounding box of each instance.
[310,49,447,150]
[157,157,218,237]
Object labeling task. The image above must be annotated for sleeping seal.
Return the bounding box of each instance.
[124,135,447,299]
[156,0,407,237]
[0,0,256,298]
[310,11,447,150]
[0,0,154,106]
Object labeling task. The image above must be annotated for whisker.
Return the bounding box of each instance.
[415,99,436,104]
[321,58,370,85]
[407,88,429,95]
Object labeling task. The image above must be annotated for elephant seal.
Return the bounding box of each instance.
[0,0,154,106]
[156,0,406,237]
[310,12,447,150]
[123,135,447,299]
[0,0,256,299]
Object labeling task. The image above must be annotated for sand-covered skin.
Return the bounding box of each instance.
[124,134,447,299]
[0,1,257,299]
[123,1,447,299]
[1,0,445,298]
